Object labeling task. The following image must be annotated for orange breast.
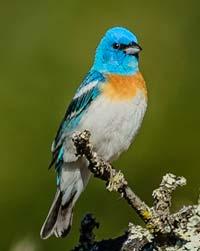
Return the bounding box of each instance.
[101,72,147,101]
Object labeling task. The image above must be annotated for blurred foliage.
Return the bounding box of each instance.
[0,0,199,250]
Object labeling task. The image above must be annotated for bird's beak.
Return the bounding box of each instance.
[124,43,142,55]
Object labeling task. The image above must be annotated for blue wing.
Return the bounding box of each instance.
[49,70,105,170]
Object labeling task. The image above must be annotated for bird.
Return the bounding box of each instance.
[40,26,147,239]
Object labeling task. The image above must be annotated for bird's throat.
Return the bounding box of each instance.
[101,72,147,101]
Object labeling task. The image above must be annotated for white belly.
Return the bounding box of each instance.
[78,90,147,161]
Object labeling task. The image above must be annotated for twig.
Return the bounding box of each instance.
[71,130,200,251]
[72,130,152,223]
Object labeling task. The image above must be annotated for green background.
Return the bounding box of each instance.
[1,0,199,250]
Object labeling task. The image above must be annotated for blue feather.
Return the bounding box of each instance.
[49,70,106,171]
[92,27,140,75]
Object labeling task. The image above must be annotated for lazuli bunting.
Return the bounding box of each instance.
[40,27,147,239]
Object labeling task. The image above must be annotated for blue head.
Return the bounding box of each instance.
[92,27,142,75]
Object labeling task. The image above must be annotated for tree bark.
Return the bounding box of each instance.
[70,130,200,251]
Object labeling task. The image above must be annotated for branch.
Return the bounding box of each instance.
[72,130,151,223]
[71,130,200,251]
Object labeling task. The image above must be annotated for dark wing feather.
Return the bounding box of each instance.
[49,70,105,169]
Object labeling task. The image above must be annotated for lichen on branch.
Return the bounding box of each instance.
[71,130,200,251]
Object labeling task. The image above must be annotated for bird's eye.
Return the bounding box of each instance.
[112,43,120,49]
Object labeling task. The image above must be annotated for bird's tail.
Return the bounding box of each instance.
[40,189,74,239]
[40,161,90,239]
